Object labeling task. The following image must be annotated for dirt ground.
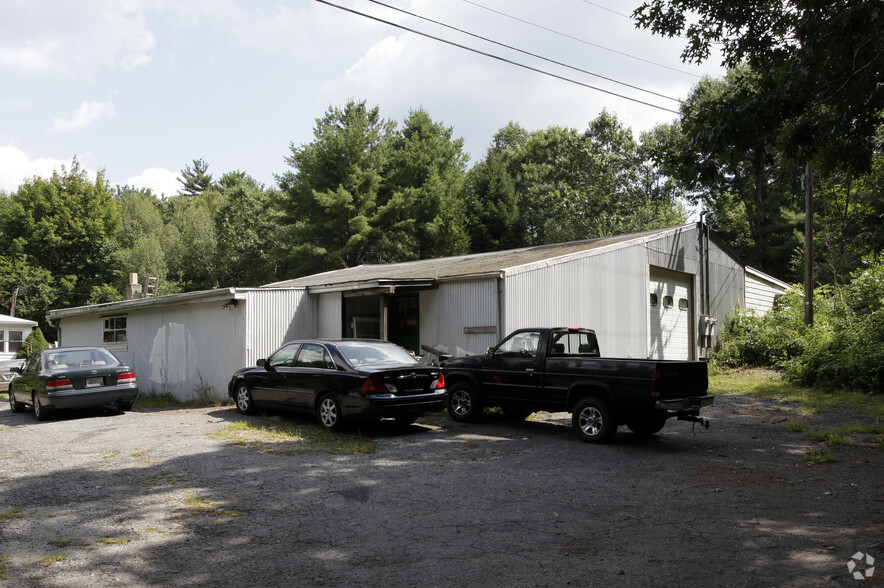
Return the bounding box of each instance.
[0,394,881,587]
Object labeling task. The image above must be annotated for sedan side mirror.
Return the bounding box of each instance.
[256,359,267,368]
[486,347,495,356]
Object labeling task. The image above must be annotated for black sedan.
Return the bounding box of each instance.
[228,339,447,430]
[8,347,139,420]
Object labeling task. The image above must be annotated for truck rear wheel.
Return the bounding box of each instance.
[447,381,483,422]
[572,397,616,443]
[626,417,667,437]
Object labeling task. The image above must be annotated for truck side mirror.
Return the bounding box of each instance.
[486,347,495,356]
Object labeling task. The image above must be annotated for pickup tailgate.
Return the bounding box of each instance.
[653,361,712,411]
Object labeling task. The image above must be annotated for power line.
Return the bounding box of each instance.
[366,0,681,104]
[313,0,681,115]
[462,0,701,78]
[575,0,633,19]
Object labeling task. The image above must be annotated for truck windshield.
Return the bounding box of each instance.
[549,332,600,357]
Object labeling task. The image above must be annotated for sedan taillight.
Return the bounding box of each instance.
[46,379,73,391]
[117,372,136,384]
[362,376,391,394]
[432,372,446,389]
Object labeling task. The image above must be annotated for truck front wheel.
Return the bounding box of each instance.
[572,397,616,443]
[447,381,483,422]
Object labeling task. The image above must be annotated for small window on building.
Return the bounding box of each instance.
[678,298,689,311]
[103,316,127,343]
[8,330,23,353]
[649,293,658,307]
[663,296,674,309]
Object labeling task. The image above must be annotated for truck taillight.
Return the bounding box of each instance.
[432,372,446,389]
[118,372,136,384]
[651,368,661,398]
[46,379,73,391]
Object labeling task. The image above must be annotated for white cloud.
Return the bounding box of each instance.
[0,0,155,75]
[0,146,70,193]
[125,167,181,198]
[50,101,116,133]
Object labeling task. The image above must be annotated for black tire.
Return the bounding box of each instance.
[8,391,25,413]
[446,381,483,422]
[316,393,343,431]
[572,396,616,443]
[394,416,417,427]
[502,407,532,420]
[33,393,51,421]
[234,383,255,415]
[626,416,667,437]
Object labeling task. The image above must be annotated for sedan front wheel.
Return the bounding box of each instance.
[234,383,255,415]
[8,391,25,413]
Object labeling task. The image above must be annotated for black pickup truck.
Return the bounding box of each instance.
[441,327,713,443]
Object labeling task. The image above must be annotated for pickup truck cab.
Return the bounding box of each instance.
[441,327,713,443]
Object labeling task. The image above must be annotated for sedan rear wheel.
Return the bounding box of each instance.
[316,393,343,431]
[33,393,51,421]
[234,383,255,415]
[9,391,25,413]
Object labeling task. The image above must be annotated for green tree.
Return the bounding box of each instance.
[277,100,395,275]
[17,326,50,359]
[634,0,884,171]
[213,171,287,286]
[0,158,121,308]
[178,159,213,196]
[375,108,471,260]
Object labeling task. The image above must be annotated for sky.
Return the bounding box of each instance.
[0,0,724,198]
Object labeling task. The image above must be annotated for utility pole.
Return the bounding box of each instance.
[804,161,814,326]
[10,286,18,317]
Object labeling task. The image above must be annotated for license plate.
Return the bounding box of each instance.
[86,377,103,388]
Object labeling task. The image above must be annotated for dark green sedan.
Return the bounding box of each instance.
[8,347,139,421]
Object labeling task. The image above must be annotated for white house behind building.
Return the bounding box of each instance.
[0,314,38,360]
[47,224,787,401]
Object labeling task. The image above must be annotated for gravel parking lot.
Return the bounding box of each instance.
[1,394,881,587]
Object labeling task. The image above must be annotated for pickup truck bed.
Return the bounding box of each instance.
[441,327,713,443]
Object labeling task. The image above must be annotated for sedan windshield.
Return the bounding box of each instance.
[44,349,120,372]
[336,342,418,367]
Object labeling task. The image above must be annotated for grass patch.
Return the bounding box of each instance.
[210,418,375,455]
[96,536,130,545]
[135,391,233,409]
[131,450,148,457]
[143,471,188,487]
[134,392,182,409]
[0,508,24,521]
[709,368,884,418]
[176,496,243,518]
[803,450,837,463]
[101,451,118,459]
[145,526,167,533]
[0,554,9,580]
[37,555,65,564]
[50,538,90,548]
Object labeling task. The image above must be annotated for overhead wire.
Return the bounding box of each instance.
[366,0,682,104]
[462,0,701,78]
[313,0,682,115]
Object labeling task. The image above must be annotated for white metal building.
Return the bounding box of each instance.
[47,224,786,400]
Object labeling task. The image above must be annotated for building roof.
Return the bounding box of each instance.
[264,225,696,292]
[0,314,38,328]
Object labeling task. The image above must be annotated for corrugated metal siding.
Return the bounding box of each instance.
[243,289,313,366]
[419,279,500,355]
[316,292,343,338]
[503,245,649,358]
[745,274,786,314]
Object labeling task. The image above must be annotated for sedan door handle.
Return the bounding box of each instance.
[525,368,535,375]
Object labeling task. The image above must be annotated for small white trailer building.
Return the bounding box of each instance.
[0,314,38,360]
[47,224,786,401]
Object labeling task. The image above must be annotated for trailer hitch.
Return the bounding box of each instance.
[678,414,710,432]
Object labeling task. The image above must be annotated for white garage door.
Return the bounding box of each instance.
[649,268,693,360]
